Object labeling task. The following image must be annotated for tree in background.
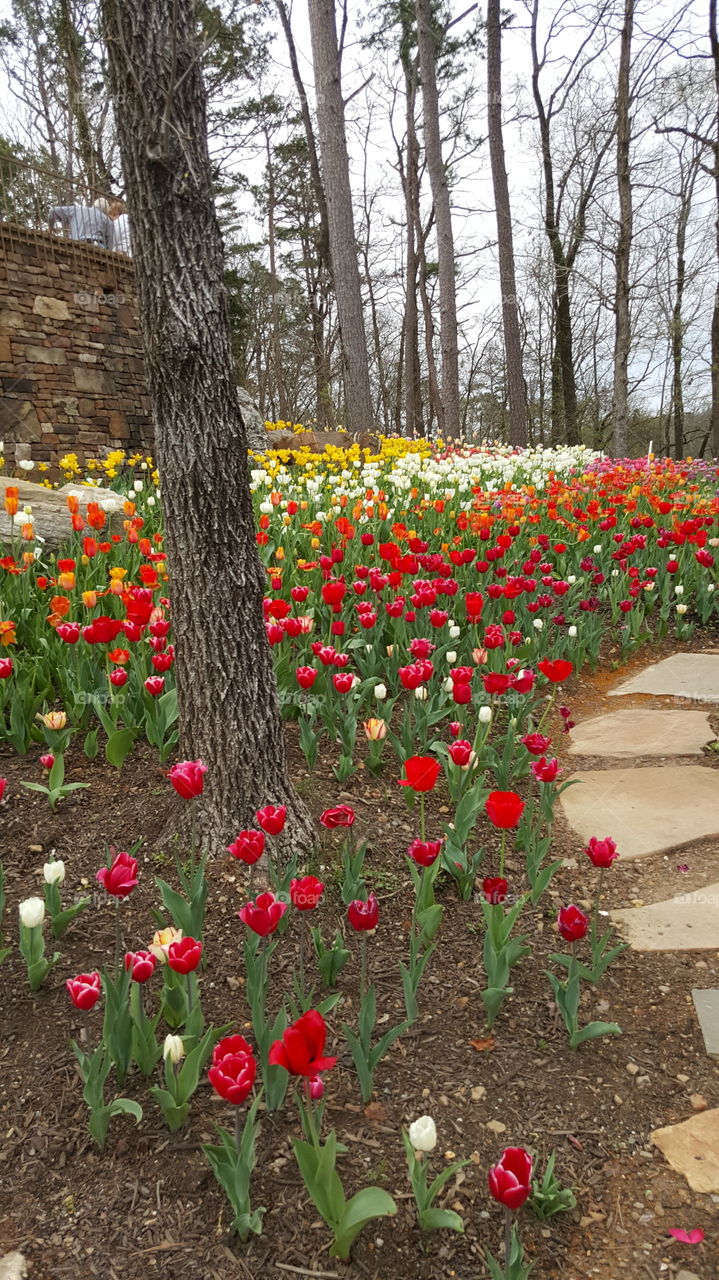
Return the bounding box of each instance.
[486,0,527,446]
[100,0,313,852]
[308,0,374,431]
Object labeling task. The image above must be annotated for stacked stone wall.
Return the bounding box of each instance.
[0,222,152,467]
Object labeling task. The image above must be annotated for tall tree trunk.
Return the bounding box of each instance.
[415,0,461,437]
[672,171,697,459]
[265,129,289,421]
[611,0,634,457]
[307,0,374,432]
[530,0,579,445]
[101,0,313,853]
[710,0,719,457]
[486,0,527,447]
[402,61,423,437]
[56,0,114,192]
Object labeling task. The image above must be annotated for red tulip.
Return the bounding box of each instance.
[268,1008,337,1077]
[56,623,81,645]
[398,663,423,690]
[319,804,356,829]
[167,935,203,974]
[485,791,525,830]
[558,904,589,942]
[144,675,165,696]
[66,971,101,1011]
[168,759,207,799]
[482,672,512,695]
[488,1147,533,1209]
[407,838,443,867]
[125,950,157,983]
[97,849,138,898]
[333,671,355,693]
[398,755,441,792]
[537,658,573,683]
[238,891,287,936]
[296,666,318,689]
[521,733,552,755]
[227,829,265,865]
[585,836,619,868]
[347,893,379,931]
[452,682,472,705]
[448,740,474,767]
[109,667,128,687]
[531,757,561,783]
[40,753,55,770]
[482,876,509,904]
[208,1044,256,1105]
[255,804,287,836]
[290,875,325,910]
[212,1033,254,1064]
[0,657,13,678]
[0,777,7,802]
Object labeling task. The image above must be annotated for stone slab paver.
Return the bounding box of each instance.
[651,1107,719,1193]
[611,884,719,951]
[692,989,719,1057]
[609,653,719,703]
[568,709,712,757]
[560,766,719,859]
[0,1254,27,1280]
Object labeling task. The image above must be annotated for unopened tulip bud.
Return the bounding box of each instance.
[374,683,387,700]
[309,1075,325,1100]
[43,859,65,886]
[163,1034,185,1064]
[478,705,492,724]
[19,896,45,929]
[408,1115,437,1153]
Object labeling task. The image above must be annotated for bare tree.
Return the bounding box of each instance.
[611,0,634,455]
[100,0,313,852]
[486,0,527,445]
[307,0,374,431]
[415,0,461,437]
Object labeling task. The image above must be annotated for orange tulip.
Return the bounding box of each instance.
[4,486,18,517]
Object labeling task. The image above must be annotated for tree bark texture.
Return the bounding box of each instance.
[530,0,579,446]
[307,0,374,432]
[486,0,527,447]
[415,0,461,438]
[611,0,634,457]
[402,60,423,436]
[710,0,719,457]
[100,0,313,854]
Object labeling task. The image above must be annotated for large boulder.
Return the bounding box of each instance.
[0,478,124,549]
[237,387,268,453]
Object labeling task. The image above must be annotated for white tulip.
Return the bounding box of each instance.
[414,686,428,701]
[374,683,387,700]
[18,459,34,471]
[43,860,65,886]
[445,652,457,665]
[478,705,492,724]
[163,1034,185,1064]
[408,1115,437,1152]
[568,626,577,638]
[676,603,688,615]
[19,897,45,929]
[448,625,461,639]
[533,618,544,631]
[674,585,684,595]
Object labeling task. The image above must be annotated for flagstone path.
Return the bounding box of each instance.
[559,648,719,1197]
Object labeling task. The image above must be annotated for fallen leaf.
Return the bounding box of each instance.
[470,1037,496,1053]
[363,1101,387,1124]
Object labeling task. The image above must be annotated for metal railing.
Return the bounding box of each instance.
[0,152,135,291]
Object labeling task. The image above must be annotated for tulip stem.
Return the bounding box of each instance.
[592,868,605,944]
[114,899,121,975]
[360,934,368,1006]
[504,1207,512,1279]
[298,920,305,1002]
[234,1103,243,1152]
[190,799,198,872]
[499,831,507,878]
[419,794,426,843]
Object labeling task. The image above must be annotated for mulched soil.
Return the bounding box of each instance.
[1,636,718,1280]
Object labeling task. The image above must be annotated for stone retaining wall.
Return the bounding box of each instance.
[0,222,152,468]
